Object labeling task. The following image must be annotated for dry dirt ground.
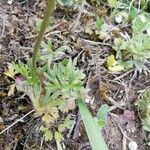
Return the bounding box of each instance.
[0,0,150,150]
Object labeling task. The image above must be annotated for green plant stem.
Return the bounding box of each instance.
[32,0,55,68]
[31,0,55,98]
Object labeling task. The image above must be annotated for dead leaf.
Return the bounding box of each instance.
[59,99,76,113]
[0,91,7,97]
[42,113,55,124]
[42,107,59,124]
[85,26,93,35]
[8,84,15,96]
[4,65,16,79]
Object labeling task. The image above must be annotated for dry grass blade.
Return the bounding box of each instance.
[0,109,34,135]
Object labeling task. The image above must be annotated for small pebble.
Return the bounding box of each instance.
[7,0,14,5]
[115,15,122,24]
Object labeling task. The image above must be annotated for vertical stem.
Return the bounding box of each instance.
[32,0,55,68]
[31,0,55,100]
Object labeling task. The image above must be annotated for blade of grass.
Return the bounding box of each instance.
[78,100,108,150]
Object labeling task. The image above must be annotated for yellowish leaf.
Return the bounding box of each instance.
[58,124,65,132]
[107,55,117,67]
[108,65,124,72]
[0,91,7,97]
[39,126,53,141]
[4,65,16,79]
[108,0,118,8]
[42,113,55,124]
[8,84,15,96]
[107,55,124,72]
[85,26,93,35]
[41,107,59,124]
[54,131,63,142]
[44,130,53,141]
[39,125,47,132]
[50,107,59,120]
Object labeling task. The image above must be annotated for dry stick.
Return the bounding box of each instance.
[109,113,132,142]
[122,131,127,150]
[81,38,112,47]
[0,15,6,38]
[71,1,85,32]
[0,109,35,135]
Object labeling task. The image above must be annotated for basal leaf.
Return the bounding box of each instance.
[107,55,124,72]
[42,108,59,124]
[107,55,117,67]
[44,130,53,141]
[42,113,55,124]
[58,124,66,132]
[96,17,104,30]
[108,0,118,8]
[54,131,63,142]
[97,104,109,128]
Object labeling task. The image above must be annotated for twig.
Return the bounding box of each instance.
[25,31,62,40]
[109,113,132,142]
[114,70,133,81]
[81,38,112,47]
[122,131,127,150]
[73,112,82,140]
[0,109,35,135]
[0,15,6,38]
[138,86,150,97]
[128,69,138,90]
[40,137,45,149]
[25,34,37,40]
[23,121,42,150]
[107,96,124,110]
[25,22,63,40]
[71,1,85,32]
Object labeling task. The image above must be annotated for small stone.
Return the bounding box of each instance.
[128,141,138,150]
[7,0,14,5]
[115,15,122,24]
